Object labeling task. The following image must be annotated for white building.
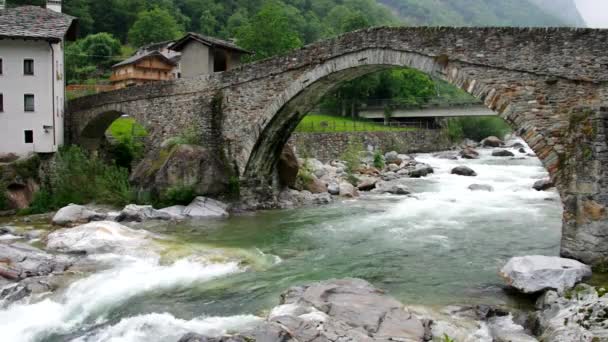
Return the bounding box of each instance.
[0,1,78,157]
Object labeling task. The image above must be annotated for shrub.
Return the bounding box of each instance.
[373,151,385,169]
[227,176,241,199]
[445,117,511,142]
[0,181,8,211]
[442,334,456,342]
[296,159,315,187]
[163,127,203,149]
[158,185,197,207]
[26,146,134,214]
[341,138,364,175]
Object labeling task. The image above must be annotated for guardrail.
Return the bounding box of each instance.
[361,98,482,110]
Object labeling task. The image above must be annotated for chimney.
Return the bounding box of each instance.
[0,0,5,10]
[46,0,61,13]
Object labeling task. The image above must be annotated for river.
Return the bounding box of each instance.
[0,138,563,342]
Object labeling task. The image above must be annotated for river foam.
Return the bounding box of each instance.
[0,256,243,342]
[73,313,261,342]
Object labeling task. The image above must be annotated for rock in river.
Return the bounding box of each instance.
[183,197,229,218]
[339,181,359,198]
[409,164,434,178]
[533,179,554,191]
[52,204,107,226]
[46,221,151,254]
[482,136,504,147]
[533,284,608,341]
[500,255,591,294]
[451,166,477,177]
[117,204,173,222]
[460,147,480,159]
[0,243,72,281]
[374,181,411,195]
[492,149,515,157]
[177,278,429,342]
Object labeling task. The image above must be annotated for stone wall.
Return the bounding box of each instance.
[289,130,451,162]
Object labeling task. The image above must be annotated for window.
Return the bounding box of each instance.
[0,58,3,75]
[24,130,33,144]
[0,93,3,112]
[24,94,35,112]
[24,59,34,75]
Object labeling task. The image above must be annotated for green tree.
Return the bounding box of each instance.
[341,12,370,32]
[128,7,183,47]
[78,32,122,66]
[235,0,302,61]
[199,9,219,35]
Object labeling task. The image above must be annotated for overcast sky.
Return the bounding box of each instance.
[575,0,608,28]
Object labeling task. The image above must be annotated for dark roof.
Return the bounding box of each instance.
[0,6,78,42]
[138,40,175,53]
[112,50,178,69]
[170,32,252,54]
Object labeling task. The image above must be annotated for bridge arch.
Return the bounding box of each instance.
[242,48,557,190]
[67,27,608,265]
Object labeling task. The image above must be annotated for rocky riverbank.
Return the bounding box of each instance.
[275,135,554,209]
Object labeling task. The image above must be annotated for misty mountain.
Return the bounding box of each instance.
[528,0,587,27]
[378,0,587,27]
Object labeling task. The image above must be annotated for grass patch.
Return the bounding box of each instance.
[295,114,416,133]
[108,117,147,142]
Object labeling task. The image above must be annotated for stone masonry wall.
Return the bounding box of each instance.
[289,130,451,162]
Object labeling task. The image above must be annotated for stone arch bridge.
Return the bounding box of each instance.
[67,27,608,266]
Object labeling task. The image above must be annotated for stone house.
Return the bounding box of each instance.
[169,32,252,78]
[0,0,78,157]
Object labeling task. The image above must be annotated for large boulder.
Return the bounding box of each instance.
[46,221,151,254]
[277,145,299,188]
[451,166,477,177]
[433,151,459,160]
[482,136,504,147]
[278,189,332,208]
[409,164,434,178]
[533,179,554,191]
[460,147,480,159]
[492,149,515,157]
[339,182,359,198]
[533,285,608,341]
[373,181,411,195]
[131,144,232,197]
[499,256,592,294]
[183,197,229,218]
[52,204,107,226]
[357,177,378,192]
[0,243,72,281]
[384,151,401,165]
[256,278,427,341]
[117,204,173,222]
[303,176,328,194]
[327,182,340,195]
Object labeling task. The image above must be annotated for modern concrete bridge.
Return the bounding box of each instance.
[358,99,495,119]
[67,26,608,266]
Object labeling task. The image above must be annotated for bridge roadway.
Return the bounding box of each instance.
[358,103,495,119]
